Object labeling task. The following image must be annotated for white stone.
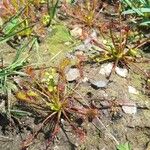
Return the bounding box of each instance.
[115,67,128,78]
[84,37,92,45]
[128,86,139,94]
[74,44,86,51]
[99,63,113,77]
[90,80,108,88]
[53,145,59,150]
[66,68,80,81]
[75,51,84,56]
[122,102,137,114]
[70,27,82,38]
[90,30,97,40]
[82,77,89,82]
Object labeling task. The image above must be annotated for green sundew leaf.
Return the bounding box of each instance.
[128,49,138,57]
[41,0,47,3]
[47,102,61,111]
[42,15,51,26]
[116,142,131,150]
[48,85,55,92]
[18,20,33,36]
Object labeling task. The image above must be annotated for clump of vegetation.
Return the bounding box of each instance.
[62,0,98,27]
[0,9,33,47]
[15,61,100,148]
[121,0,150,26]
[0,1,149,149]
[61,0,108,30]
[91,22,149,78]
[0,38,36,119]
[0,0,60,45]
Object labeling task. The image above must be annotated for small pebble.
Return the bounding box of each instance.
[99,63,113,77]
[128,86,139,95]
[90,30,97,39]
[65,68,80,81]
[90,80,108,88]
[115,67,128,78]
[82,77,89,83]
[75,51,84,56]
[122,102,137,114]
[70,27,82,38]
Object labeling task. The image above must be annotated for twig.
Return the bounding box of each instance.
[94,116,120,145]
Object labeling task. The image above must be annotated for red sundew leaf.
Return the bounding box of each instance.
[25,66,36,78]
[0,3,5,9]
[38,64,47,79]
[2,0,10,9]
[75,128,86,142]
[76,53,88,63]
[59,58,71,71]
[57,83,65,93]
[21,133,35,149]
[45,125,60,149]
